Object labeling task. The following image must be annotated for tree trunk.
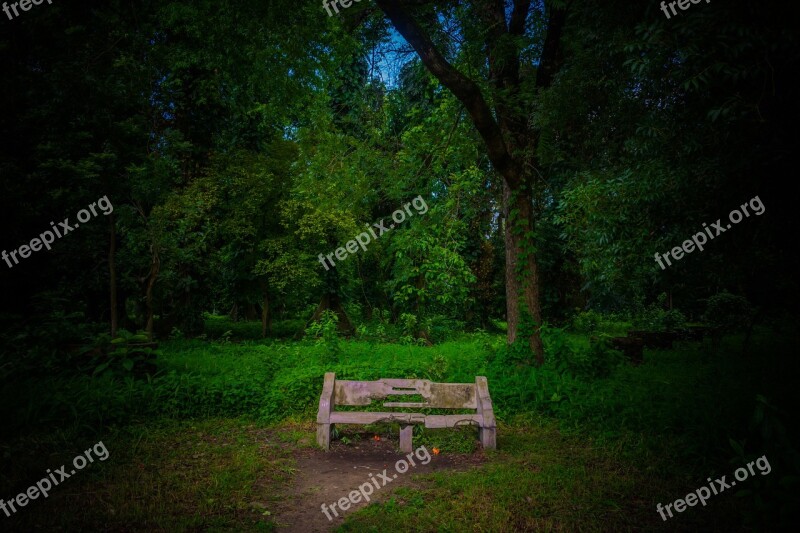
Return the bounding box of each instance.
[145,244,160,341]
[296,292,354,340]
[109,213,118,338]
[308,293,354,335]
[261,282,271,338]
[503,180,544,364]
[243,303,259,321]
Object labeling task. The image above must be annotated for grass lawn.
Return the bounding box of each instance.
[0,417,742,531]
[1,320,797,531]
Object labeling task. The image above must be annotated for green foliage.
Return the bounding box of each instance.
[412,425,477,454]
[541,325,624,380]
[703,291,754,333]
[355,321,389,344]
[571,310,632,336]
[0,309,95,379]
[87,330,160,379]
[423,354,449,383]
[204,315,305,340]
[422,315,467,344]
[632,305,688,332]
[398,312,417,334]
[727,395,800,529]
[397,313,427,346]
[304,310,342,362]
[219,330,234,345]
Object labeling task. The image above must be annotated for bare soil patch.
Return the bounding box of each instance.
[270,433,487,532]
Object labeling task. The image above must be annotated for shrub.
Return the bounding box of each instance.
[543,325,623,379]
[703,291,753,333]
[304,310,341,362]
[571,310,632,335]
[572,310,603,333]
[86,329,160,379]
[632,296,687,331]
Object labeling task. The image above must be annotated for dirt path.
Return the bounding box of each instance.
[271,436,486,532]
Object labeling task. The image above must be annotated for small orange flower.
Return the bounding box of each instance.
[373,435,381,441]
[432,447,440,455]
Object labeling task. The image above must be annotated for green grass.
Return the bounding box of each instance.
[1,317,798,530]
[203,314,306,340]
[1,418,297,531]
[338,421,742,532]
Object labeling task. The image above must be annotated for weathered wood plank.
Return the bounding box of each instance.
[329,411,484,427]
[333,379,477,408]
[475,376,496,449]
[399,425,413,453]
[423,414,483,428]
[317,372,336,423]
[316,372,336,450]
[329,412,427,424]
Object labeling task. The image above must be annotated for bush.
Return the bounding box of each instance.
[572,310,603,333]
[304,310,341,362]
[543,325,623,379]
[422,315,465,343]
[86,330,160,379]
[632,296,687,331]
[703,291,753,333]
[0,310,98,379]
[571,310,631,336]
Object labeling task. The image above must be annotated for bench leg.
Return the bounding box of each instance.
[479,426,496,450]
[399,425,413,453]
[317,423,332,450]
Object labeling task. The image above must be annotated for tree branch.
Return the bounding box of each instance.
[509,0,530,36]
[374,0,521,188]
[535,5,567,89]
[477,0,529,152]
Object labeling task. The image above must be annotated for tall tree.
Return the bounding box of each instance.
[373,0,567,363]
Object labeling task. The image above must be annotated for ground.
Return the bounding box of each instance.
[275,434,485,532]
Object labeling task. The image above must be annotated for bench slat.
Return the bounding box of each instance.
[423,414,483,428]
[330,412,427,424]
[329,411,484,428]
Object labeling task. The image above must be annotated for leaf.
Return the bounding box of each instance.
[92,362,110,376]
[729,438,744,456]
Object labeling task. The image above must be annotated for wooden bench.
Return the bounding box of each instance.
[316,372,496,452]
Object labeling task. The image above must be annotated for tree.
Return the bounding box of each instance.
[371,0,567,363]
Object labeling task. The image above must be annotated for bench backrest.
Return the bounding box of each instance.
[333,377,478,409]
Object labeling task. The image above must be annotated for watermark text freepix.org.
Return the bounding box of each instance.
[656,455,771,521]
[321,444,432,520]
[322,0,364,17]
[318,195,428,271]
[660,0,710,20]
[3,0,55,22]
[2,195,114,270]
[654,195,764,270]
[1,441,110,519]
